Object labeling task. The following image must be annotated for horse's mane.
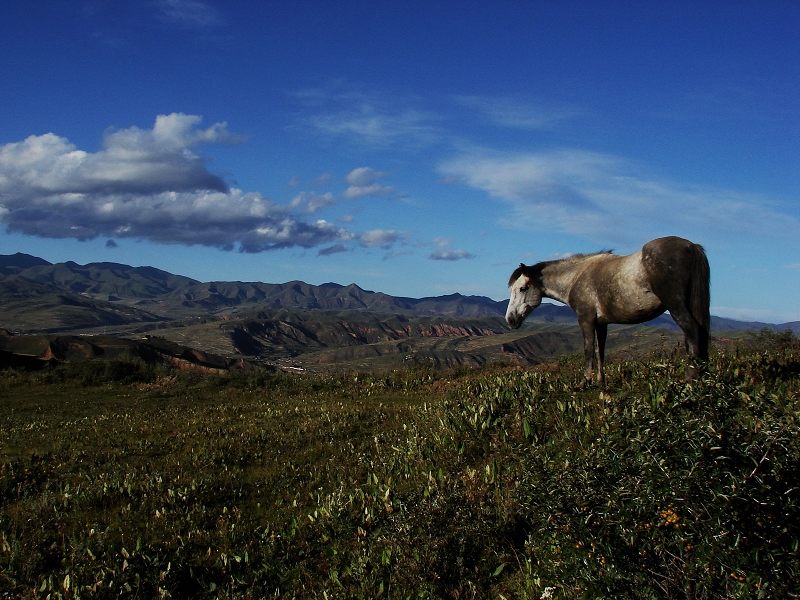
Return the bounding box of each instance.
[564,249,614,261]
[509,249,613,286]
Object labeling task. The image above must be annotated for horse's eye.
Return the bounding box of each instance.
[519,286,529,293]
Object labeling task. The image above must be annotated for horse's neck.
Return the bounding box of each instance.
[540,256,603,305]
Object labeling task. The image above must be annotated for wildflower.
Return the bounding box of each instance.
[540,587,557,600]
[659,507,680,526]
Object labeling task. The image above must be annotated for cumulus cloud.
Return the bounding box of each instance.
[0,113,235,197]
[428,237,475,261]
[429,249,475,261]
[344,167,393,199]
[0,114,353,252]
[359,229,404,248]
[290,191,335,213]
[438,148,800,246]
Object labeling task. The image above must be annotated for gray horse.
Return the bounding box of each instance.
[506,236,710,385]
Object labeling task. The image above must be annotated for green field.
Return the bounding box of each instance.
[1,335,799,598]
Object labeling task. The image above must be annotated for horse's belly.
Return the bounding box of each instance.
[602,293,665,324]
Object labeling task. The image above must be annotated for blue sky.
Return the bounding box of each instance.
[1,1,798,323]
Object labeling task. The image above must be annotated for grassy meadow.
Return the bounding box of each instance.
[1,334,799,598]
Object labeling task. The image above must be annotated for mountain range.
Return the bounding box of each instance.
[1,252,796,372]
[0,252,553,332]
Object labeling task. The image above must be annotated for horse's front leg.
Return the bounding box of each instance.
[578,319,597,383]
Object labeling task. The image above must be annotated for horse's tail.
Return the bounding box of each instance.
[690,243,711,359]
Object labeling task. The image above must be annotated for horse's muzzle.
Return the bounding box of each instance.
[506,317,522,329]
[506,305,533,329]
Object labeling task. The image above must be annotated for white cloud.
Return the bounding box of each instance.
[428,237,475,261]
[346,167,384,187]
[154,0,223,30]
[359,229,403,248]
[345,183,392,199]
[429,249,476,261]
[313,107,437,146]
[438,148,800,246]
[0,114,352,252]
[291,191,335,213]
[294,84,441,147]
[0,113,238,196]
[344,167,393,199]
[455,95,583,130]
[297,84,584,148]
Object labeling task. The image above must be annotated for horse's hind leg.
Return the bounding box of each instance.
[668,304,706,379]
[596,323,608,387]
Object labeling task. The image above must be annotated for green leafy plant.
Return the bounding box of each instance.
[1,343,798,598]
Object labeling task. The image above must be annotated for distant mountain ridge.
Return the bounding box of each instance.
[2,257,198,300]
[0,253,509,329]
[0,252,797,335]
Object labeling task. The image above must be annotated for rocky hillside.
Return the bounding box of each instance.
[0,252,796,373]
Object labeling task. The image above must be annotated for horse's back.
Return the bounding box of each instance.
[642,236,702,262]
[641,236,705,280]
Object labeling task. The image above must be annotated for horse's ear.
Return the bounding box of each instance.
[519,263,525,268]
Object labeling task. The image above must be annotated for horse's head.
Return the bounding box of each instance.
[506,263,542,329]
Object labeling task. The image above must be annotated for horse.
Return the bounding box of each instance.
[506,236,710,385]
